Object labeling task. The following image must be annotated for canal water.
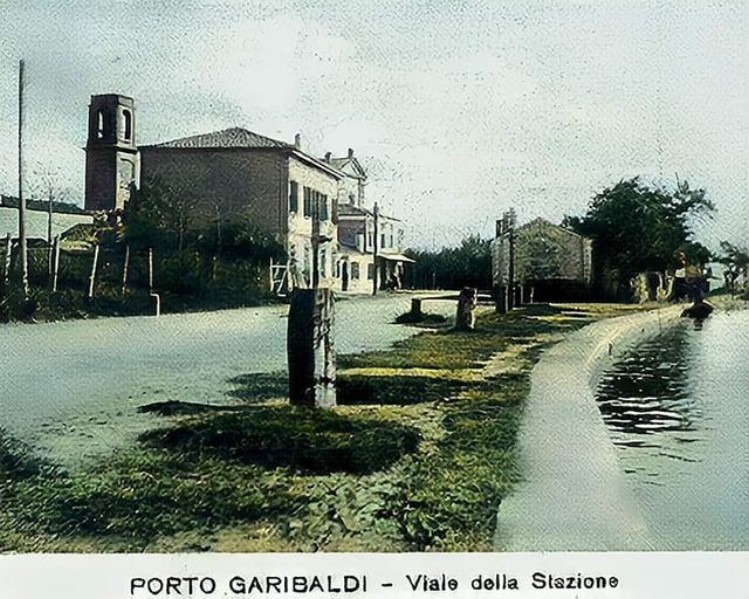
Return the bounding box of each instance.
[596,309,749,550]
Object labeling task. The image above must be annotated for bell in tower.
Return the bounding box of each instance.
[84,94,140,212]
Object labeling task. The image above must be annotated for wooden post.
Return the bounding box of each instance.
[121,244,130,295]
[269,256,274,293]
[148,247,154,294]
[372,202,379,295]
[17,59,29,299]
[3,233,11,292]
[287,288,336,408]
[410,297,422,319]
[51,235,60,292]
[507,227,515,310]
[87,244,99,299]
[47,193,53,276]
[494,286,507,314]
[148,247,160,316]
[311,196,320,289]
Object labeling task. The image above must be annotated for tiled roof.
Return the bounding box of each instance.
[148,127,292,149]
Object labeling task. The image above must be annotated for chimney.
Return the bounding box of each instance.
[294,133,301,149]
[347,148,354,159]
[324,151,331,163]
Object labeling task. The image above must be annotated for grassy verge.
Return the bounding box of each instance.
[0,302,643,552]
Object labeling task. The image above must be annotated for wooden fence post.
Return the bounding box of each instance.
[121,244,130,295]
[148,247,160,316]
[51,235,61,292]
[3,233,11,291]
[87,244,99,299]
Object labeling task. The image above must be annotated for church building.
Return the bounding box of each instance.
[83,94,342,291]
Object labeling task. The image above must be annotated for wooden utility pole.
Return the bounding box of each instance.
[18,59,28,299]
[47,183,54,276]
[311,194,320,289]
[51,235,60,292]
[372,202,379,295]
[507,209,516,310]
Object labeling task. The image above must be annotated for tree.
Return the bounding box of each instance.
[121,178,196,252]
[563,177,714,294]
[716,241,749,295]
[406,235,492,290]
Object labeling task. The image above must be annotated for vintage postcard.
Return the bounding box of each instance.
[0,1,747,597]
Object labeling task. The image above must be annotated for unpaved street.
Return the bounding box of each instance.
[0,294,453,465]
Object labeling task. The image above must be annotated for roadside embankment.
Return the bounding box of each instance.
[494,305,682,551]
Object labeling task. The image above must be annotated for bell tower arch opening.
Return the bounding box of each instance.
[84,94,140,213]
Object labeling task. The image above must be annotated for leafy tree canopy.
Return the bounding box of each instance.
[120,178,284,263]
[563,177,714,277]
[406,234,492,289]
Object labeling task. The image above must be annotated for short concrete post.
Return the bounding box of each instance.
[287,288,336,408]
[456,287,477,330]
[410,298,422,319]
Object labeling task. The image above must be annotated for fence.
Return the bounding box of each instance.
[1,239,274,316]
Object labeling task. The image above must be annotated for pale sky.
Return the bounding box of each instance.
[0,0,746,249]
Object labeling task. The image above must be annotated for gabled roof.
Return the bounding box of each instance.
[519,217,588,239]
[337,203,401,222]
[145,127,292,149]
[327,156,367,179]
[141,127,343,179]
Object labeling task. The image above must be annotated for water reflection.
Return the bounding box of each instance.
[595,310,749,549]
[597,326,699,436]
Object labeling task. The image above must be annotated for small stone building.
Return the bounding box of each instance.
[492,217,593,301]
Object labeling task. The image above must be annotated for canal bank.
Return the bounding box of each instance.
[494,305,683,551]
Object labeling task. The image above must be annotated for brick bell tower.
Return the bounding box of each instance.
[84,94,140,212]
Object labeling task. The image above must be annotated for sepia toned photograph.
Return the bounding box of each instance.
[0,0,747,562]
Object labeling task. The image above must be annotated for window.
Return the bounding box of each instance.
[381,234,386,249]
[367,264,374,280]
[320,249,327,278]
[303,187,312,217]
[122,109,132,141]
[389,233,394,248]
[96,109,109,139]
[351,262,360,280]
[319,195,329,221]
[289,181,299,213]
[367,233,373,250]
[332,199,339,224]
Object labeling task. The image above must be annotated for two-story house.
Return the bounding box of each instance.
[322,148,412,293]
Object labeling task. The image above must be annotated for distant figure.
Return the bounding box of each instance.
[456,287,477,330]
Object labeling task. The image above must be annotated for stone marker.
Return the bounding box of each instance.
[456,287,477,330]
